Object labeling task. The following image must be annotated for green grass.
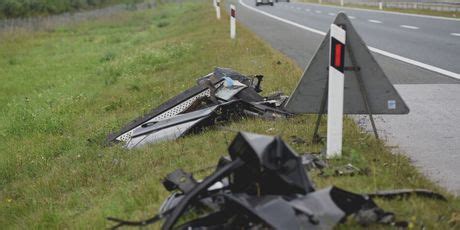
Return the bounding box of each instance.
[295,0,459,18]
[0,0,142,19]
[0,1,459,229]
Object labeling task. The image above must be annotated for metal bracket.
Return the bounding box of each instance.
[326,66,360,71]
[344,66,360,71]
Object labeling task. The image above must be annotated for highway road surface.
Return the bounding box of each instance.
[226,0,460,194]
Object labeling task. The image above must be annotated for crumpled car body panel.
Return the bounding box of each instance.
[107,68,290,149]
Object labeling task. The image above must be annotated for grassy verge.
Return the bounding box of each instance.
[295,0,459,18]
[0,0,142,19]
[0,1,458,229]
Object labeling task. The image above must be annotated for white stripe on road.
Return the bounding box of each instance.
[238,0,460,80]
[368,19,382,24]
[349,16,356,19]
[305,8,311,11]
[451,33,460,37]
[315,10,322,13]
[328,13,336,16]
[298,1,460,21]
[400,25,419,30]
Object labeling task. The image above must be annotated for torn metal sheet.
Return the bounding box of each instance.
[107,132,445,230]
[215,78,247,101]
[107,67,242,144]
[228,132,315,195]
[125,100,247,149]
[301,153,327,171]
[108,79,223,144]
[367,189,447,201]
[127,119,202,149]
[107,68,290,149]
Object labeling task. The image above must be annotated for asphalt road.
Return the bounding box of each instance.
[225,0,460,194]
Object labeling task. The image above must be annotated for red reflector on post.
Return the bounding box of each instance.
[231,9,235,17]
[334,43,342,68]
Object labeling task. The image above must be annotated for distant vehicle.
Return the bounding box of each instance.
[275,0,290,2]
[256,0,274,6]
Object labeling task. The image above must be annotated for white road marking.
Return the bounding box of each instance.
[305,8,311,12]
[328,13,336,16]
[238,0,460,80]
[368,19,382,24]
[297,1,460,21]
[315,10,322,13]
[296,7,301,10]
[400,25,419,30]
[451,33,460,37]
[348,16,356,19]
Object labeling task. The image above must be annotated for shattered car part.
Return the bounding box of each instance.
[124,100,290,149]
[163,169,198,193]
[334,163,370,177]
[107,132,446,229]
[125,100,245,149]
[215,77,247,100]
[107,68,290,149]
[367,189,447,201]
[301,153,327,171]
[227,132,315,195]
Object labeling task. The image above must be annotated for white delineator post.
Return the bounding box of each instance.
[215,0,221,19]
[379,2,383,10]
[326,24,346,158]
[340,0,344,6]
[230,5,236,39]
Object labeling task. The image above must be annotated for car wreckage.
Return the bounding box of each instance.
[101,12,441,229]
[108,132,446,229]
[107,67,290,149]
[107,13,411,150]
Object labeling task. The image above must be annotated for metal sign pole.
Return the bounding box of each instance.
[346,42,380,140]
[312,78,328,144]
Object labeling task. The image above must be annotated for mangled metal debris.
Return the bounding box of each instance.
[107,132,446,229]
[107,68,290,149]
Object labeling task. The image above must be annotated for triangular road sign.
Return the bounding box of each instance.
[284,12,409,115]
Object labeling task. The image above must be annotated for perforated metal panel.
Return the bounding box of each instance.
[115,82,224,143]
[116,130,134,142]
[148,89,212,122]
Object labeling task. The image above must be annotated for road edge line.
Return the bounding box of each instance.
[294,1,460,21]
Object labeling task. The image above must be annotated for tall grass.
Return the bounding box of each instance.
[0,2,155,35]
[0,0,144,19]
